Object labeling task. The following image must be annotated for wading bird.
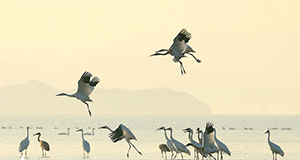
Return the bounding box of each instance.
[159,143,170,159]
[213,128,231,160]
[84,128,95,135]
[157,126,177,159]
[99,124,142,158]
[265,130,284,160]
[33,132,50,157]
[76,129,90,157]
[183,128,202,159]
[58,128,70,135]
[56,71,100,117]
[166,127,190,159]
[150,28,201,75]
[19,126,30,157]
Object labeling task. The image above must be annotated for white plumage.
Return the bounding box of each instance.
[183,128,202,159]
[166,127,190,159]
[19,126,30,157]
[99,124,142,158]
[76,129,91,157]
[58,128,70,135]
[150,28,201,75]
[157,126,177,159]
[84,128,95,135]
[265,130,284,160]
[56,71,100,116]
[213,128,231,159]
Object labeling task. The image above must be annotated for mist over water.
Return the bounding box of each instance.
[0,114,299,160]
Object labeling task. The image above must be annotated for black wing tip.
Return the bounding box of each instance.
[109,125,123,143]
[89,77,100,87]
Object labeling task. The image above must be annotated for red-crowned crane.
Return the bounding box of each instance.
[265,130,284,160]
[56,71,100,116]
[19,126,30,157]
[150,28,201,75]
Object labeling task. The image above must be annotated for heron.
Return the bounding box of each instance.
[58,128,70,135]
[150,28,201,75]
[166,127,190,159]
[56,71,100,116]
[19,126,30,157]
[33,132,50,157]
[157,126,177,159]
[76,129,91,157]
[84,128,95,135]
[159,143,170,159]
[183,128,202,159]
[265,130,284,160]
[99,124,142,158]
[213,128,231,160]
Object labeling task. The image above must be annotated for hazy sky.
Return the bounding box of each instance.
[1,0,300,114]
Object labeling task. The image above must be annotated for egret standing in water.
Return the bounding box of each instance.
[99,124,142,158]
[265,130,284,160]
[213,128,231,160]
[33,132,50,157]
[157,126,177,159]
[151,28,201,75]
[84,128,95,135]
[76,129,91,157]
[58,128,70,135]
[56,71,100,116]
[19,126,30,157]
[166,127,190,159]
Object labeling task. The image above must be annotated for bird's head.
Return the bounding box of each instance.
[196,127,202,134]
[98,126,108,129]
[183,127,192,133]
[265,130,270,134]
[55,93,67,96]
[156,126,165,131]
[33,132,41,136]
[76,129,83,132]
[165,127,173,131]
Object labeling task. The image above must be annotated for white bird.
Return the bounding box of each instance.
[76,129,91,157]
[83,128,95,135]
[166,127,190,159]
[150,28,201,75]
[213,128,231,160]
[58,128,70,135]
[19,126,30,157]
[33,132,50,157]
[265,130,284,160]
[183,128,202,159]
[187,123,219,160]
[157,126,177,159]
[56,71,100,116]
[99,124,142,158]
[159,143,170,159]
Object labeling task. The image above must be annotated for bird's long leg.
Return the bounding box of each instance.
[25,149,27,157]
[83,102,92,117]
[185,53,201,63]
[129,141,142,156]
[173,151,178,159]
[127,142,132,158]
[171,151,174,159]
[83,149,85,157]
[180,152,183,159]
[179,60,186,75]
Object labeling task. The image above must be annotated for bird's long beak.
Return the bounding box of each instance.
[55,93,62,96]
[182,128,189,133]
[33,133,38,136]
[98,126,105,129]
[76,129,81,132]
[156,127,164,131]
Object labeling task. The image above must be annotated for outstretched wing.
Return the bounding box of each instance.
[88,76,100,95]
[77,71,93,95]
[172,29,191,55]
[109,125,124,143]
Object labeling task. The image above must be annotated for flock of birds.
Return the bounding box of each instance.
[17,123,285,160]
[16,29,284,159]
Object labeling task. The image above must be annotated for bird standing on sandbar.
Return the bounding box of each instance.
[265,130,284,160]
[99,124,142,158]
[150,28,201,75]
[19,126,30,157]
[33,132,50,157]
[56,71,100,117]
[76,129,91,157]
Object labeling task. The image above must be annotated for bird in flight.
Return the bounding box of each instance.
[151,28,201,75]
[56,71,100,116]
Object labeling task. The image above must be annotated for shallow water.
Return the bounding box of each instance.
[0,114,298,160]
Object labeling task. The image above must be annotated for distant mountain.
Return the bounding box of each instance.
[0,80,211,115]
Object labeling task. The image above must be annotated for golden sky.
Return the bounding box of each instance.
[1,0,300,114]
